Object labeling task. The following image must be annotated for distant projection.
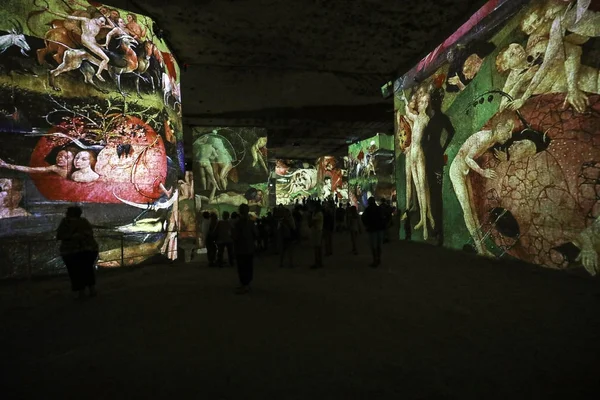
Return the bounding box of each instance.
[316,156,348,203]
[274,156,348,205]
[192,127,268,231]
[392,0,600,276]
[275,159,318,205]
[347,134,395,211]
[0,1,182,277]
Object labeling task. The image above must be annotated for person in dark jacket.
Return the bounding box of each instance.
[215,211,235,267]
[361,197,385,267]
[322,201,335,256]
[232,204,257,294]
[206,213,219,267]
[292,205,303,241]
[403,210,412,241]
[380,198,393,243]
[56,206,99,299]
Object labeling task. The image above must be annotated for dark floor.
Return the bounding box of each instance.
[1,233,599,400]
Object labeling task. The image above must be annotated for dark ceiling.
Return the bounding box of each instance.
[103,0,488,158]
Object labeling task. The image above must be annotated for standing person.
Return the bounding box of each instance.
[346,205,362,255]
[322,202,334,256]
[216,211,235,267]
[232,204,257,294]
[380,198,393,243]
[299,205,310,240]
[361,197,385,267]
[309,201,324,269]
[403,210,412,241]
[335,203,346,232]
[278,208,296,268]
[56,206,99,299]
[205,213,219,267]
[292,205,303,241]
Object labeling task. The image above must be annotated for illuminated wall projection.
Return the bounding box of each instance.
[275,159,318,205]
[315,156,349,203]
[347,134,395,211]
[192,127,268,240]
[392,0,600,276]
[0,1,183,277]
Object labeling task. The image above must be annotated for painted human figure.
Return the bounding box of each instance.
[0,148,76,179]
[210,136,234,190]
[573,215,600,276]
[197,188,265,207]
[178,200,197,262]
[178,170,194,200]
[160,191,178,260]
[447,53,485,91]
[449,111,515,256]
[193,136,219,191]
[45,8,110,81]
[497,41,600,110]
[493,138,546,163]
[103,18,130,49]
[71,150,100,183]
[126,13,146,41]
[507,0,600,113]
[365,154,377,177]
[322,176,332,199]
[0,178,29,219]
[404,89,435,240]
[252,136,268,175]
[396,106,415,215]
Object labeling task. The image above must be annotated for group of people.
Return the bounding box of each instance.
[282,197,395,268]
[198,196,397,276]
[199,205,258,293]
[55,195,404,299]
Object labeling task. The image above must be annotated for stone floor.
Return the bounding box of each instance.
[2,233,599,399]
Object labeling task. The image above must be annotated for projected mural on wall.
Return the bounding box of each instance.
[275,156,348,205]
[192,127,268,232]
[393,0,600,276]
[275,159,318,205]
[0,1,182,277]
[347,134,395,211]
[315,155,349,203]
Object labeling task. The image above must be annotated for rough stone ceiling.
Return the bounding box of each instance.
[103,0,487,158]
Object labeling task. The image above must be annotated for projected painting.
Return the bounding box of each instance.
[0,1,183,277]
[275,159,319,205]
[392,0,600,276]
[347,134,395,211]
[192,127,268,230]
[315,156,349,203]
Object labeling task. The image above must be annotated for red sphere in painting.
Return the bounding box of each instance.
[29,116,167,204]
[471,94,600,268]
